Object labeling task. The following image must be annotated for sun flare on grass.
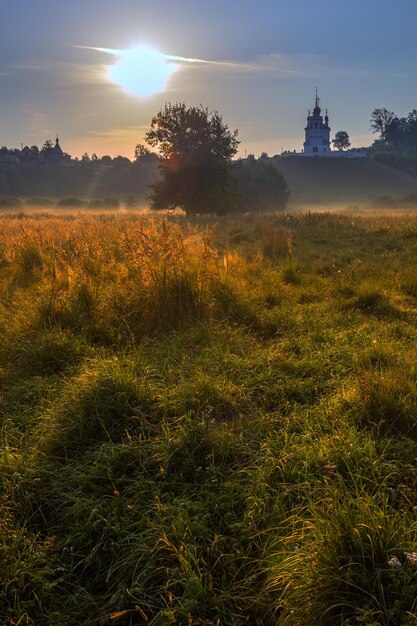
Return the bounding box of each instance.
[107,45,178,97]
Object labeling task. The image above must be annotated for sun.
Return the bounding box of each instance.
[107,45,178,98]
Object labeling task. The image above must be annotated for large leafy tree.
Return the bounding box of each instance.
[145,103,239,216]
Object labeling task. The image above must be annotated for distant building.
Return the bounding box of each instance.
[303,90,331,155]
[0,135,67,168]
[20,145,36,160]
[39,136,65,163]
[282,90,367,158]
[50,135,64,160]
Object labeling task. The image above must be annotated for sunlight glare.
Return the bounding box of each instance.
[107,45,178,97]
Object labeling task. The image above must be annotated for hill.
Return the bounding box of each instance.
[275,156,417,207]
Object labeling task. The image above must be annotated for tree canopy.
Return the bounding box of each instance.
[332,131,351,151]
[370,108,395,142]
[134,143,151,160]
[145,103,239,216]
[234,158,289,212]
[385,111,417,150]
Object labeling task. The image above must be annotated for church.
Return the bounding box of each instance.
[303,90,331,155]
[283,91,366,158]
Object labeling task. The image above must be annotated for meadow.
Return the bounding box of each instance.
[1,209,417,625]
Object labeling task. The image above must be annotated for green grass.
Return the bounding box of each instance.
[1,210,417,624]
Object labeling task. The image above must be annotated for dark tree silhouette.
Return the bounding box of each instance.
[234,158,289,212]
[383,111,417,150]
[41,139,53,152]
[332,131,351,151]
[134,143,150,160]
[370,108,395,141]
[145,103,239,216]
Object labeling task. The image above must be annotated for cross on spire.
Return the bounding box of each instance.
[315,87,320,109]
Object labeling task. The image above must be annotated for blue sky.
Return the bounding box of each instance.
[1,0,417,157]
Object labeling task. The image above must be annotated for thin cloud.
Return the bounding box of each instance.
[86,124,150,139]
[74,45,373,79]
[10,59,108,86]
[74,45,316,75]
[9,62,50,72]
[24,108,53,137]
[74,45,253,69]
[67,124,151,158]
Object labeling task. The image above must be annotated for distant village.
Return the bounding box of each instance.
[0,136,70,168]
[0,134,159,200]
[0,136,147,169]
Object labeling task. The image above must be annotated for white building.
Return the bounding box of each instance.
[282,91,367,158]
[303,91,331,155]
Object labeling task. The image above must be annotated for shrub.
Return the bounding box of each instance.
[354,369,417,437]
[38,361,153,458]
[0,196,22,208]
[261,226,292,261]
[282,262,301,285]
[234,158,290,212]
[17,243,43,274]
[88,197,120,209]
[268,494,417,625]
[14,331,87,377]
[25,197,54,206]
[56,197,85,207]
[352,289,400,318]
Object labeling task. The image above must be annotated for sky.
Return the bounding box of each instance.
[1,0,417,159]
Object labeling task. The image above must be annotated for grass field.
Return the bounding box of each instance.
[1,210,417,625]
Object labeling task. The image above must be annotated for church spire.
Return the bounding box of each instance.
[313,87,321,115]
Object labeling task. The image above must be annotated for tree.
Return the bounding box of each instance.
[112,155,131,167]
[134,143,150,160]
[145,103,239,216]
[385,117,406,149]
[406,110,417,148]
[332,131,351,151]
[370,108,395,141]
[234,158,289,212]
[41,139,53,152]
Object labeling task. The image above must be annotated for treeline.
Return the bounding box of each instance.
[0,154,160,201]
[370,108,417,177]
[0,103,290,215]
[0,196,123,209]
[0,153,289,214]
[370,108,417,150]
